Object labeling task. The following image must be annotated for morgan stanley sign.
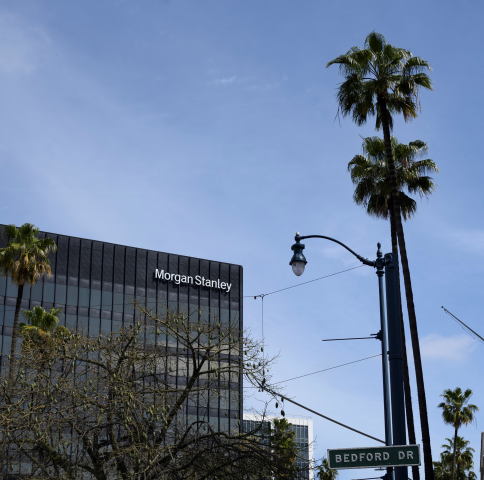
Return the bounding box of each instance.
[154,269,232,293]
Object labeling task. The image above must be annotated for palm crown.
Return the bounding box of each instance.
[441,437,475,472]
[326,31,432,130]
[438,388,479,430]
[0,223,56,286]
[348,135,438,221]
[19,306,68,344]
[317,458,339,480]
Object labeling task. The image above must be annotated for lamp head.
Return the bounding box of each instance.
[289,232,307,276]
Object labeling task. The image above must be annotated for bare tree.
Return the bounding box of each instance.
[0,301,293,480]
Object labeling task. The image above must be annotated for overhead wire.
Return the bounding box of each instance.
[247,265,365,299]
[270,354,382,385]
[244,354,382,389]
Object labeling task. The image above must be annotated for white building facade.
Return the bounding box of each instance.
[243,413,314,480]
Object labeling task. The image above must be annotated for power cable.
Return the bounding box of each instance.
[244,354,382,389]
[248,265,365,299]
[270,354,382,385]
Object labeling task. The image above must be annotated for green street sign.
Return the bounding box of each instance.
[327,445,421,470]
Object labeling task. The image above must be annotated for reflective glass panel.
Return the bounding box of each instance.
[65,314,77,331]
[31,282,43,301]
[89,318,100,336]
[124,295,134,314]
[101,319,111,334]
[6,278,18,298]
[2,335,11,354]
[102,291,112,310]
[90,290,101,309]
[79,288,89,307]
[55,284,67,305]
[67,286,78,306]
[4,306,15,327]
[77,316,88,334]
[113,293,124,313]
[43,283,55,303]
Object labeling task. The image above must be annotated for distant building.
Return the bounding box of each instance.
[243,413,314,480]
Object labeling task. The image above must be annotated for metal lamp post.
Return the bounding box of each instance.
[290,232,407,480]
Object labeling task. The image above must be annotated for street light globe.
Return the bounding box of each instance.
[291,261,306,276]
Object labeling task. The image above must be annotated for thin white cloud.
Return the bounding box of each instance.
[212,76,237,86]
[0,11,52,74]
[420,333,478,362]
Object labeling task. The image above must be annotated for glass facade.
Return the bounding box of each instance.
[0,225,243,433]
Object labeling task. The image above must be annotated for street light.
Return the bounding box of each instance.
[289,233,307,276]
[289,232,408,480]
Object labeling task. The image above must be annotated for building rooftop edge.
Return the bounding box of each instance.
[0,223,243,269]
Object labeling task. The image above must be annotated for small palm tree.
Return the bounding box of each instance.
[441,436,475,480]
[328,31,433,480]
[19,306,68,343]
[348,136,438,245]
[316,458,338,480]
[438,388,479,480]
[0,223,56,379]
[433,453,450,480]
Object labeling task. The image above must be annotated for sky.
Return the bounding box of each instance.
[1,0,483,478]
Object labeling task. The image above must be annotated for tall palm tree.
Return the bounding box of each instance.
[438,388,479,480]
[327,31,434,480]
[317,458,339,480]
[348,135,438,480]
[0,223,56,379]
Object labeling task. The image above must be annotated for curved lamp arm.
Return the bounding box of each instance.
[289,232,381,276]
[295,233,375,267]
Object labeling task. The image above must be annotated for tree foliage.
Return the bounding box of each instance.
[0,301,289,479]
[0,223,57,376]
[316,458,338,480]
[433,436,477,480]
[438,388,479,480]
[328,32,434,480]
[348,135,438,221]
[271,418,299,479]
[326,31,432,130]
[19,306,69,348]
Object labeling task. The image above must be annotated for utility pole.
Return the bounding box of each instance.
[480,432,483,480]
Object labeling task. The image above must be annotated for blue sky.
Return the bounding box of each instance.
[1,0,483,477]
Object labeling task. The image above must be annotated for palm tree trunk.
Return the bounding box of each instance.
[451,427,458,480]
[378,95,433,480]
[8,282,24,382]
[390,204,419,480]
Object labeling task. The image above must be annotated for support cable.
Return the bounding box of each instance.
[442,306,484,344]
[262,387,385,445]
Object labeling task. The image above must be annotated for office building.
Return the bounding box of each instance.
[0,225,243,434]
[243,413,314,480]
